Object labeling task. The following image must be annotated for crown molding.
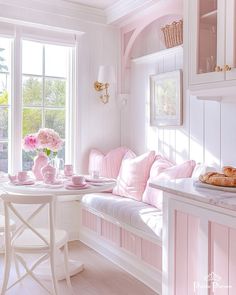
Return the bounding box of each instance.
[0,0,107,26]
[106,0,159,25]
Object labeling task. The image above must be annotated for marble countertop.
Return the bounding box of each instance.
[149,178,236,212]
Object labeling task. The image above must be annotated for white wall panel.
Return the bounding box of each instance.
[204,101,221,169]
[189,97,204,164]
[221,102,236,167]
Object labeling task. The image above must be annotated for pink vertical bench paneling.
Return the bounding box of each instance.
[101,219,121,246]
[81,208,162,271]
[141,239,162,271]
[82,209,99,233]
[210,222,229,295]
[175,210,188,295]
[187,215,199,295]
[121,229,142,258]
[229,228,236,295]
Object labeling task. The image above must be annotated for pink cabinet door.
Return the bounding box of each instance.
[174,211,199,295]
[174,210,236,295]
[210,223,236,295]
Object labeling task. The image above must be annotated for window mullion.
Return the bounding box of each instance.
[10,28,22,173]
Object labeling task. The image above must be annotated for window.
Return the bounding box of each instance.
[22,40,70,171]
[0,37,11,172]
[0,23,77,174]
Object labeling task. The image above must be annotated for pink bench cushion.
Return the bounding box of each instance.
[88,147,129,179]
[142,159,196,209]
[112,150,156,201]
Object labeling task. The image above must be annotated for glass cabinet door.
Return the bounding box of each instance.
[190,0,225,84]
[198,0,218,74]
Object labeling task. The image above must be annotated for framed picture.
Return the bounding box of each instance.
[150,70,183,127]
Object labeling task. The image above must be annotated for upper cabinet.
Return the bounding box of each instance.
[188,0,236,94]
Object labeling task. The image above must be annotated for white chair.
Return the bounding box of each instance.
[0,193,73,295]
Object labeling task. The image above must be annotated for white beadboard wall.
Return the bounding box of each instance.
[121,45,236,169]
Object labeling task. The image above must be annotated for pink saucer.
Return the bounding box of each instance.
[11,179,35,186]
[45,179,63,185]
[65,182,89,190]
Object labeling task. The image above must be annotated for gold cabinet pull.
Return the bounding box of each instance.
[224,64,232,71]
[215,66,223,72]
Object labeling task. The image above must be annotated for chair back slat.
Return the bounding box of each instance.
[12,203,47,239]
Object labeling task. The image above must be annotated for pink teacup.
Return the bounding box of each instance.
[64,164,73,177]
[18,171,28,182]
[72,175,85,186]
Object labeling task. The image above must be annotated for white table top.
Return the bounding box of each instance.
[149,178,236,213]
[1,180,116,202]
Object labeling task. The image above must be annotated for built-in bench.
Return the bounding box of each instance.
[78,147,197,293]
[79,193,162,293]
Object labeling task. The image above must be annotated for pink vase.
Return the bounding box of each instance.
[32,152,48,180]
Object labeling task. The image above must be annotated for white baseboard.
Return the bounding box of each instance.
[79,228,162,294]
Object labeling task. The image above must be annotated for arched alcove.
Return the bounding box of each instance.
[120,0,183,92]
[130,14,182,59]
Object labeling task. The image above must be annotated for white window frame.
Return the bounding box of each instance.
[0,23,78,174]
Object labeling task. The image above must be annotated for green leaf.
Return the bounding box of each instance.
[46,148,51,156]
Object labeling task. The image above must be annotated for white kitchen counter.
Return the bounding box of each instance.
[149,178,236,213]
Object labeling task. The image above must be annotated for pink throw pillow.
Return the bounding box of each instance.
[88,147,129,179]
[142,159,196,209]
[112,151,156,201]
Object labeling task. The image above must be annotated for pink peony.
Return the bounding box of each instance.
[37,128,63,152]
[22,134,39,151]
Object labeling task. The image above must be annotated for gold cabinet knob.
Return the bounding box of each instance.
[215,66,223,72]
[224,65,232,71]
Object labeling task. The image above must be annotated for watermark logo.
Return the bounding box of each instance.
[194,272,232,293]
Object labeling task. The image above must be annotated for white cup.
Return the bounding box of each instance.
[91,170,99,179]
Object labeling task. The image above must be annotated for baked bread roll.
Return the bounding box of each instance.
[199,171,236,187]
[223,166,236,177]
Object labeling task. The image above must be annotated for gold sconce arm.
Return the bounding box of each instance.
[94,81,110,104]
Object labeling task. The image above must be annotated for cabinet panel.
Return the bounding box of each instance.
[210,222,229,295]
[175,211,188,295]
[229,228,236,295]
[187,215,199,295]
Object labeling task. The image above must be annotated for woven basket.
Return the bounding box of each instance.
[161,20,183,48]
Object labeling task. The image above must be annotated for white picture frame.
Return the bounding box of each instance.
[150,70,183,127]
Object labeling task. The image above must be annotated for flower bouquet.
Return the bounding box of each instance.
[23,128,64,180]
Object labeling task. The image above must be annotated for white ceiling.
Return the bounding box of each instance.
[64,0,119,9]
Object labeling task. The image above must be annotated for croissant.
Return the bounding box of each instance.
[222,166,236,177]
[199,171,236,187]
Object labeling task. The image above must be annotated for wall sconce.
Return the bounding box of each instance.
[94,65,115,104]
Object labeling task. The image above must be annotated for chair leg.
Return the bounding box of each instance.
[63,243,74,294]
[1,249,12,295]
[13,251,21,281]
[49,249,59,295]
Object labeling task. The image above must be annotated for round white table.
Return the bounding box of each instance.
[1,179,116,280]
